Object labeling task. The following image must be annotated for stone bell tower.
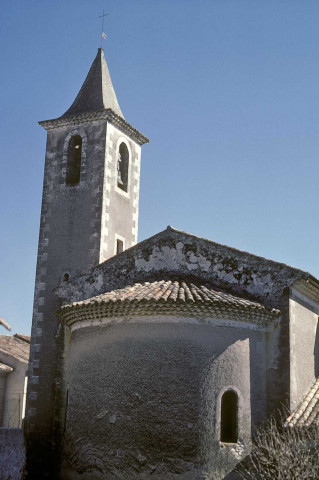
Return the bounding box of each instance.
[25,48,149,478]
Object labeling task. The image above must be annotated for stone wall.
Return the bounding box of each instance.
[289,288,319,409]
[0,428,25,480]
[61,318,271,480]
[99,123,141,262]
[2,358,27,428]
[56,227,312,310]
[25,119,110,477]
[0,377,6,425]
[26,114,143,477]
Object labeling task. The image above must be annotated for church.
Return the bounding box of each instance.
[24,48,319,480]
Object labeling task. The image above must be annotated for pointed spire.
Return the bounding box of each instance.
[61,48,124,118]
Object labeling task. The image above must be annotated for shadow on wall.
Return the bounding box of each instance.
[314,321,319,378]
[224,471,242,480]
[62,323,254,480]
[0,428,25,480]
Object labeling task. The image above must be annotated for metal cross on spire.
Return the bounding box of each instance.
[99,10,108,48]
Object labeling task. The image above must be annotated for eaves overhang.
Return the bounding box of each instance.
[58,279,281,331]
[0,362,13,376]
[39,108,149,146]
[292,276,319,304]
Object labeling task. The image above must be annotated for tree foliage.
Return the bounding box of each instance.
[237,411,319,480]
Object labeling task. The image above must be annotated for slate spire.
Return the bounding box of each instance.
[61,48,124,118]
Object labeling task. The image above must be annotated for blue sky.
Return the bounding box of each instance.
[1,0,319,334]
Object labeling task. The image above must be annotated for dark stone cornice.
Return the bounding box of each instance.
[39,109,149,146]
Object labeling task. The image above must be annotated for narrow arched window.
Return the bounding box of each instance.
[66,135,82,185]
[117,142,129,192]
[220,390,238,443]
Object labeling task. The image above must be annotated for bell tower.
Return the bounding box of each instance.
[25,48,148,478]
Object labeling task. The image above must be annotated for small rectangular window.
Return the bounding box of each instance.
[116,239,124,255]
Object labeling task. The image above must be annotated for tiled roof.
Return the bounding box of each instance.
[0,362,13,375]
[0,334,30,363]
[286,378,319,427]
[59,279,280,329]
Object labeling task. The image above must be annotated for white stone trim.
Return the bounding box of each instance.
[99,126,112,263]
[22,376,28,420]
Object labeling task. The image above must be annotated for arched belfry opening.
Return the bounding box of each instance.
[66,135,82,185]
[220,390,238,443]
[117,142,129,192]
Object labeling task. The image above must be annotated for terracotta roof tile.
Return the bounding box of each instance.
[0,335,30,363]
[286,378,319,427]
[59,279,280,329]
